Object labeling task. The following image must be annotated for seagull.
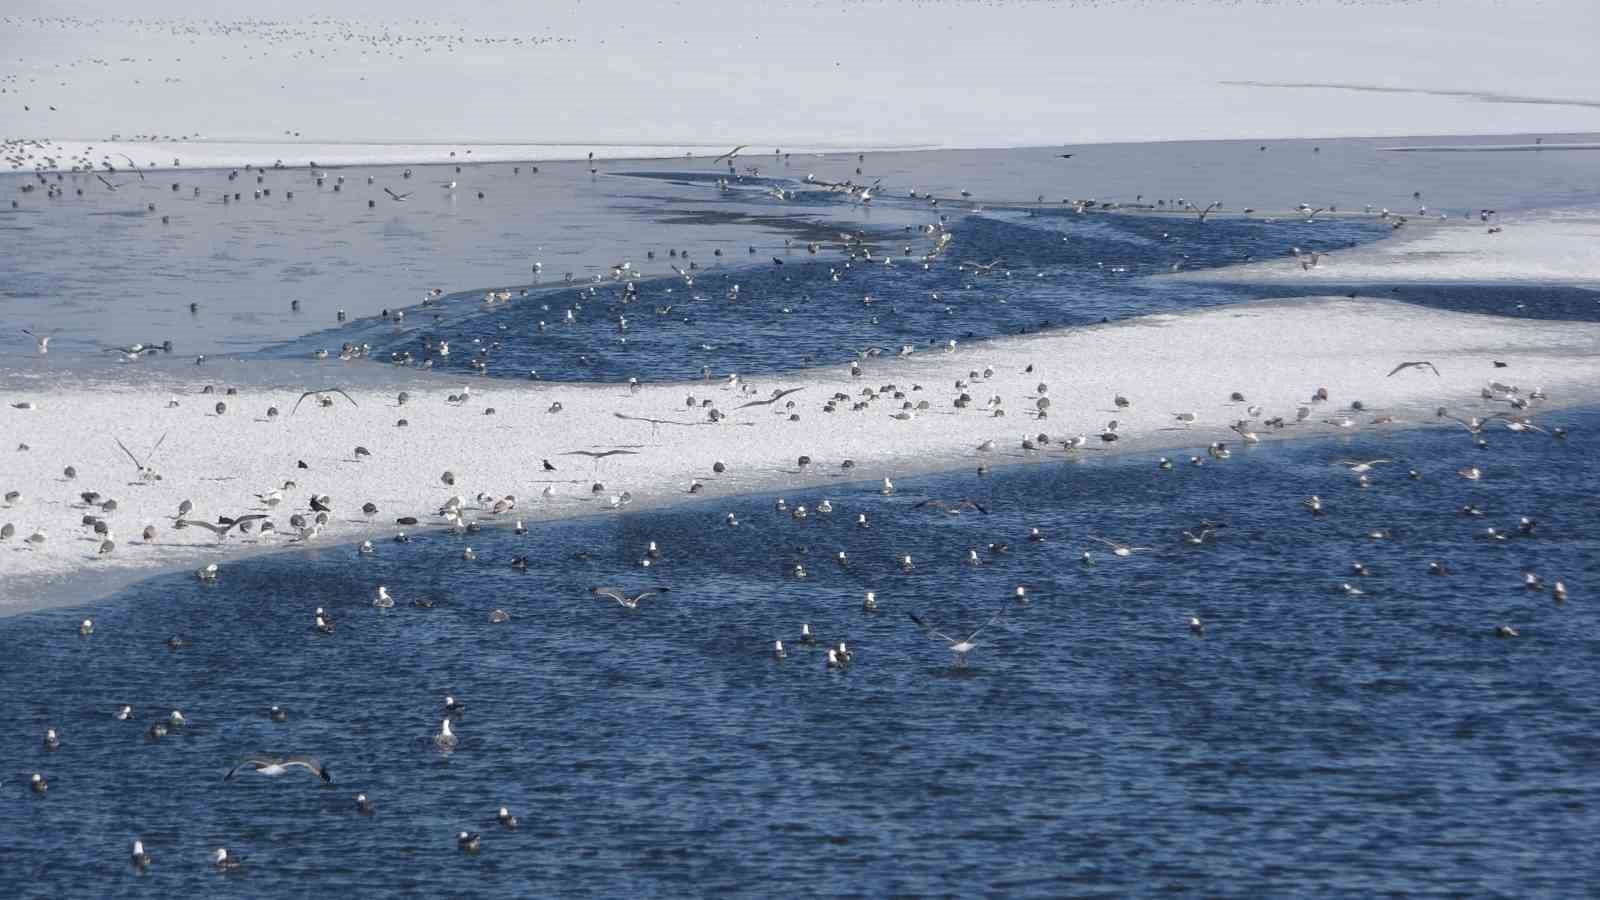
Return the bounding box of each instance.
[712,145,747,165]
[960,259,1005,276]
[1087,536,1153,557]
[736,387,804,409]
[20,329,50,354]
[1387,361,1440,377]
[383,187,412,201]
[131,839,151,872]
[590,586,662,609]
[175,514,268,541]
[907,608,1005,668]
[1334,459,1391,474]
[290,389,358,415]
[435,719,459,751]
[224,756,331,783]
[212,848,242,872]
[114,433,167,482]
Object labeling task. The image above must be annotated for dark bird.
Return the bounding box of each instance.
[175,514,268,541]
[562,449,639,460]
[1387,361,1440,377]
[737,387,804,409]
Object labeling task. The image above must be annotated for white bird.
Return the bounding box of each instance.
[589,586,660,609]
[1334,459,1391,474]
[907,608,1005,668]
[1087,536,1153,557]
[374,585,394,607]
[434,718,458,751]
[225,755,331,783]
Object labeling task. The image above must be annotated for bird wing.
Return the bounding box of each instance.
[224,758,273,780]
[328,388,358,407]
[713,145,747,163]
[629,591,659,604]
[225,514,269,532]
[177,519,227,535]
[283,756,330,782]
[1086,535,1120,549]
[590,586,629,604]
[96,174,118,190]
[149,431,168,459]
[290,391,317,416]
[907,612,960,645]
[963,500,989,514]
[1386,361,1433,377]
[963,609,1007,644]
[114,437,145,470]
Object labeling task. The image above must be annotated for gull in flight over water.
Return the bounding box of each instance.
[1334,459,1392,474]
[590,586,663,609]
[383,187,413,202]
[1088,536,1153,557]
[225,755,331,783]
[907,608,1006,668]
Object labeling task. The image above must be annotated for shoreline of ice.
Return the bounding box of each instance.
[4,293,1597,616]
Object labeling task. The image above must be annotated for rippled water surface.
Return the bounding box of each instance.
[4,408,1597,896]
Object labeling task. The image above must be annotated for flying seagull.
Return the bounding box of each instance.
[224,755,331,783]
[589,586,664,609]
[562,449,639,460]
[907,608,1006,667]
[1194,201,1222,223]
[96,174,122,191]
[383,188,412,201]
[960,259,1005,275]
[290,389,358,415]
[115,432,167,481]
[713,145,747,165]
[1387,361,1440,377]
[117,153,145,180]
[737,387,804,409]
[1087,536,1153,557]
[175,514,268,541]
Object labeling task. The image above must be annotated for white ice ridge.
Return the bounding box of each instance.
[1172,212,1600,286]
[3,295,1598,613]
[26,139,914,173]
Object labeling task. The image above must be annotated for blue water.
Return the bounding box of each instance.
[270,208,1386,381]
[5,407,1597,895]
